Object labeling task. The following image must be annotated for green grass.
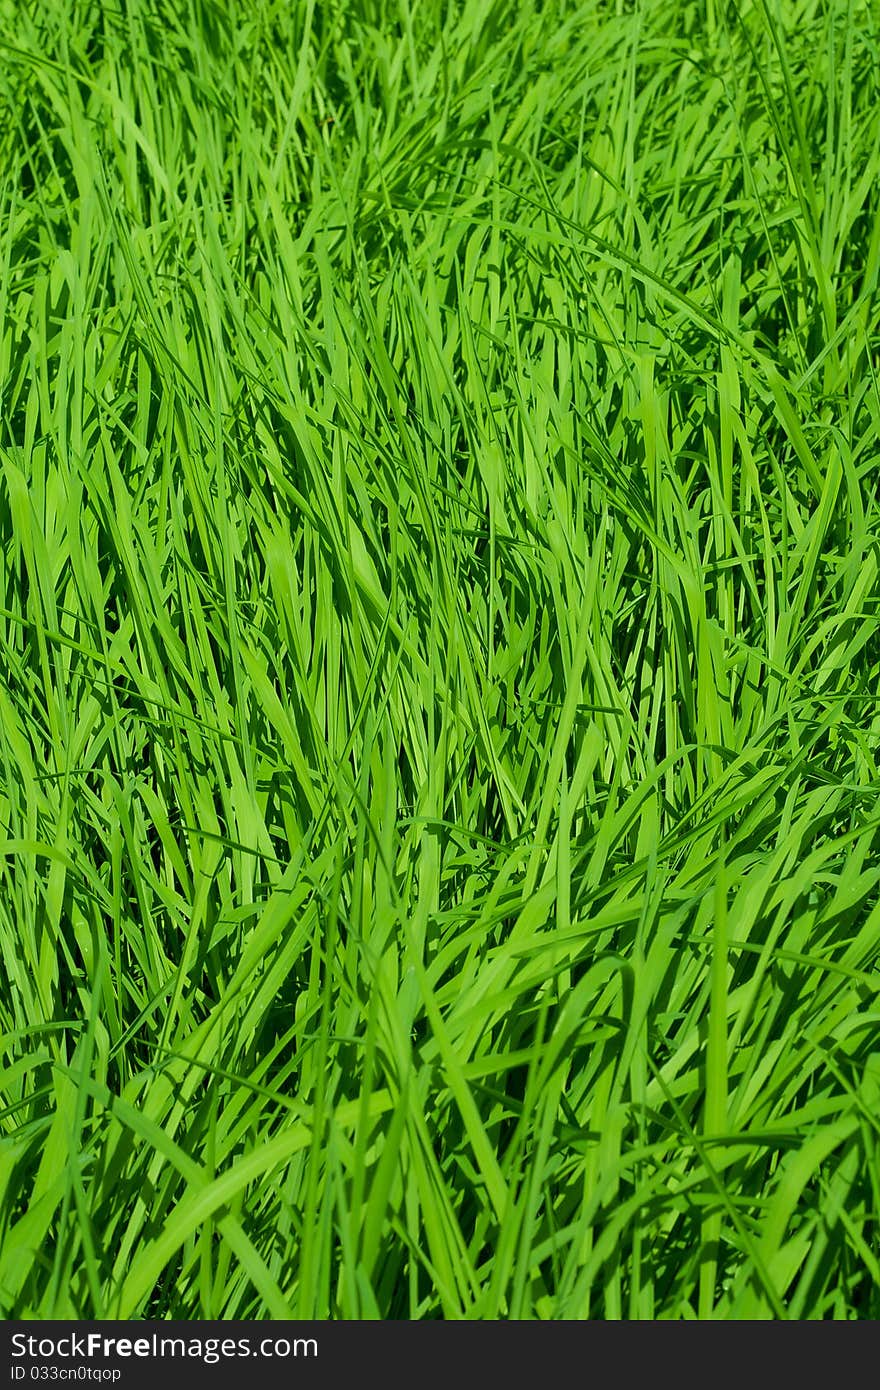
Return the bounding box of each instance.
[1,0,880,1320]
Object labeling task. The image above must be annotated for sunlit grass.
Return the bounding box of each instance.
[1,0,880,1319]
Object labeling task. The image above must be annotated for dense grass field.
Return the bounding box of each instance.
[1,0,880,1320]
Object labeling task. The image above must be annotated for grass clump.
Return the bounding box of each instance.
[1,0,880,1319]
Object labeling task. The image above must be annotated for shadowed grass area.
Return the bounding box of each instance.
[1,0,879,1319]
